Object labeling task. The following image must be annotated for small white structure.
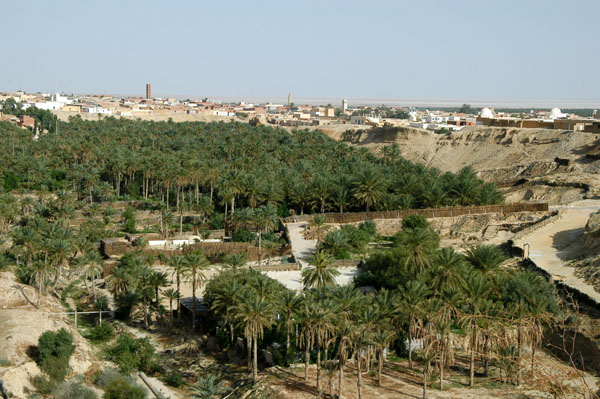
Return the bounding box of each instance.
[342,98,348,112]
[547,107,564,120]
[480,107,494,118]
[33,101,64,111]
[82,106,112,115]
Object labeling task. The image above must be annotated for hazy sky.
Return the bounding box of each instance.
[2,0,599,105]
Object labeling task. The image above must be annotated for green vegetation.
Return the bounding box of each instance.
[36,328,76,383]
[107,334,161,375]
[53,379,98,399]
[103,377,147,399]
[0,118,502,212]
[204,214,560,397]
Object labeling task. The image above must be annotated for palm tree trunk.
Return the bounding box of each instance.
[305,334,310,382]
[469,333,475,387]
[317,335,322,398]
[378,350,383,386]
[338,363,344,399]
[176,273,181,321]
[143,295,149,329]
[439,349,444,390]
[191,271,196,330]
[246,335,252,372]
[422,366,428,399]
[91,275,96,302]
[517,323,522,386]
[408,334,413,369]
[253,335,258,382]
[38,280,42,307]
[357,352,363,399]
[286,322,291,367]
[229,323,234,346]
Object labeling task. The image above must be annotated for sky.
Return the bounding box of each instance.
[1,0,599,106]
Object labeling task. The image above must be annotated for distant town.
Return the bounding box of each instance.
[1,85,599,134]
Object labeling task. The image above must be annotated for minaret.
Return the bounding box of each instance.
[342,98,348,112]
[288,93,292,107]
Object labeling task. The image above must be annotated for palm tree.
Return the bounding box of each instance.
[137,265,155,329]
[184,250,210,329]
[234,291,275,382]
[29,259,54,307]
[192,375,230,399]
[303,298,336,398]
[168,254,187,321]
[82,251,104,302]
[280,291,302,366]
[150,270,168,308]
[108,266,130,297]
[210,277,241,346]
[308,214,331,245]
[162,287,180,329]
[252,205,278,264]
[319,230,349,258]
[397,280,430,369]
[334,320,354,399]
[465,244,506,274]
[370,328,396,386]
[302,252,339,290]
[460,272,491,387]
[352,167,387,211]
[223,253,247,272]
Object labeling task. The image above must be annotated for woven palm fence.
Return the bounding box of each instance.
[283,203,549,224]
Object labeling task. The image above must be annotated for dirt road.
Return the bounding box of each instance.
[515,200,600,304]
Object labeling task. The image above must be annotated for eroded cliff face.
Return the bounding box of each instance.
[333,125,600,204]
[0,272,99,397]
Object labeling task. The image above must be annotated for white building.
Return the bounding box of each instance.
[33,101,64,111]
[51,93,73,104]
[82,106,112,115]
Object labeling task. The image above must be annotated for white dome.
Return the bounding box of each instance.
[480,107,494,118]
[548,107,563,119]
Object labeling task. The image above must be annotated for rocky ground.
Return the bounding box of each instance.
[330,125,600,205]
[0,272,99,398]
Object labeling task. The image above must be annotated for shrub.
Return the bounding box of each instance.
[32,374,55,394]
[94,368,125,389]
[132,236,148,247]
[163,370,184,388]
[232,229,254,242]
[107,334,160,375]
[358,220,377,237]
[53,379,98,399]
[37,328,76,382]
[103,377,147,399]
[87,323,115,342]
[121,206,136,234]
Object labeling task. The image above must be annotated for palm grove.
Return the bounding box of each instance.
[0,114,564,398]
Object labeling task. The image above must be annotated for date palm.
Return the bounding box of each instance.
[82,251,104,302]
[168,254,187,321]
[184,250,210,329]
[162,287,180,329]
[369,328,396,386]
[222,253,247,272]
[397,279,430,369]
[302,252,339,291]
[234,290,275,382]
[352,167,387,212]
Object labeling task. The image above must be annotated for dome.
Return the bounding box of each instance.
[480,107,494,118]
[548,107,563,119]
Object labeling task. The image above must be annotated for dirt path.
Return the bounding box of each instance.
[515,199,600,304]
[286,222,317,267]
[270,222,358,290]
